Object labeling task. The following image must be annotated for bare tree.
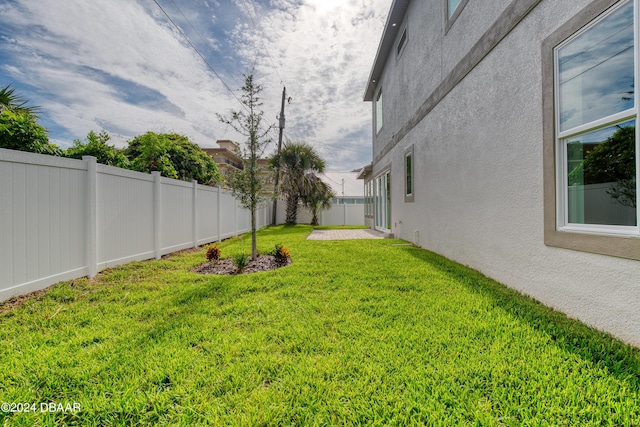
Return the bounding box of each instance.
[217,74,273,260]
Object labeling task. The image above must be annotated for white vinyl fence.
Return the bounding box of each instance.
[275,201,364,226]
[0,149,272,301]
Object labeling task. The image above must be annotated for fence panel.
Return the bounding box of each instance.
[568,183,636,225]
[196,185,220,245]
[97,165,155,270]
[0,150,88,300]
[160,178,195,255]
[219,190,238,239]
[236,205,251,233]
[257,202,272,228]
[321,204,365,226]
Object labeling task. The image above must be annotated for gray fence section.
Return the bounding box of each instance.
[0,149,272,301]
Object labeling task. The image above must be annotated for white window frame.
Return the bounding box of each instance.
[553,0,639,237]
[404,145,414,203]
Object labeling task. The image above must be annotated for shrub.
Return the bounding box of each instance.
[205,244,221,262]
[273,244,291,264]
[0,109,62,156]
[232,253,249,273]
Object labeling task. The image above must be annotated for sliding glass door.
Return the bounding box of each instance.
[374,171,391,232]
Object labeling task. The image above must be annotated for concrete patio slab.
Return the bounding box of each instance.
[306,229,391,240]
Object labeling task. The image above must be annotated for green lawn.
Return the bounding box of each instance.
[1,225,639,426]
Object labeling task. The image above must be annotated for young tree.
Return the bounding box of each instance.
[270,141,326,225]
[217,74,273,260]
[64,130,129,167]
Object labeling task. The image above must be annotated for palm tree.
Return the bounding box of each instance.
[0,85,40,116]
[303,176,335,226]
[270,141,326,225]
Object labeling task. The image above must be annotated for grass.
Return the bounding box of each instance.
[0,225,639,426]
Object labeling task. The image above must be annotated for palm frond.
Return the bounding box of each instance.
[0,85,41,116]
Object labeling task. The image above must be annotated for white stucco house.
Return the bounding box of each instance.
[363,0,640,345]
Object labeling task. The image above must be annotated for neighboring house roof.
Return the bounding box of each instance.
[363,0,410,101]
[356,163,373,180]
[319,172,364,197]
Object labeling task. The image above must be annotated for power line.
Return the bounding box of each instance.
[153,0,280,143]
[320,172,343,186]
[152,0,243,107]
[559,22,632,69]
[166,0,244,86]
[560,44,633,86]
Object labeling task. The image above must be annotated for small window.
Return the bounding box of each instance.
[375,89,383,134]
[448,0,462,18]
[405,146,414,203]
[397,28,407,58]
[446,0,469,30]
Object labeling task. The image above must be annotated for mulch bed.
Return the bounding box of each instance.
[191,255,291,275]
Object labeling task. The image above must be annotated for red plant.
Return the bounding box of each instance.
[206,244,221,262]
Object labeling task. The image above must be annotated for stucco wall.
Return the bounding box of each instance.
[370,0,640,345]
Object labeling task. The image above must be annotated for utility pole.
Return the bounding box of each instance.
[272,86,286,225]
[342,178,346,226]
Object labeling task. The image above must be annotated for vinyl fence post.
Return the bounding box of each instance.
[192,180,198,248]
[343,202,346,226]
[83,156,98,278]
[217,185,221,243]
[152,171,161,260]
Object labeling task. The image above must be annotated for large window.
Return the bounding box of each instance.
[543,0,639,260]
[555,0,636,231]
[375,89,383,134]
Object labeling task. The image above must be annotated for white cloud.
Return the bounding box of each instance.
[233,0,387,169]
[1,0,240,144]
[0,0,389,171]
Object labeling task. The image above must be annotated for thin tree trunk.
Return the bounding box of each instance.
[251,208,257,260]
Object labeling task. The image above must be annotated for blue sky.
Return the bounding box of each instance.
[0,0,389,171]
